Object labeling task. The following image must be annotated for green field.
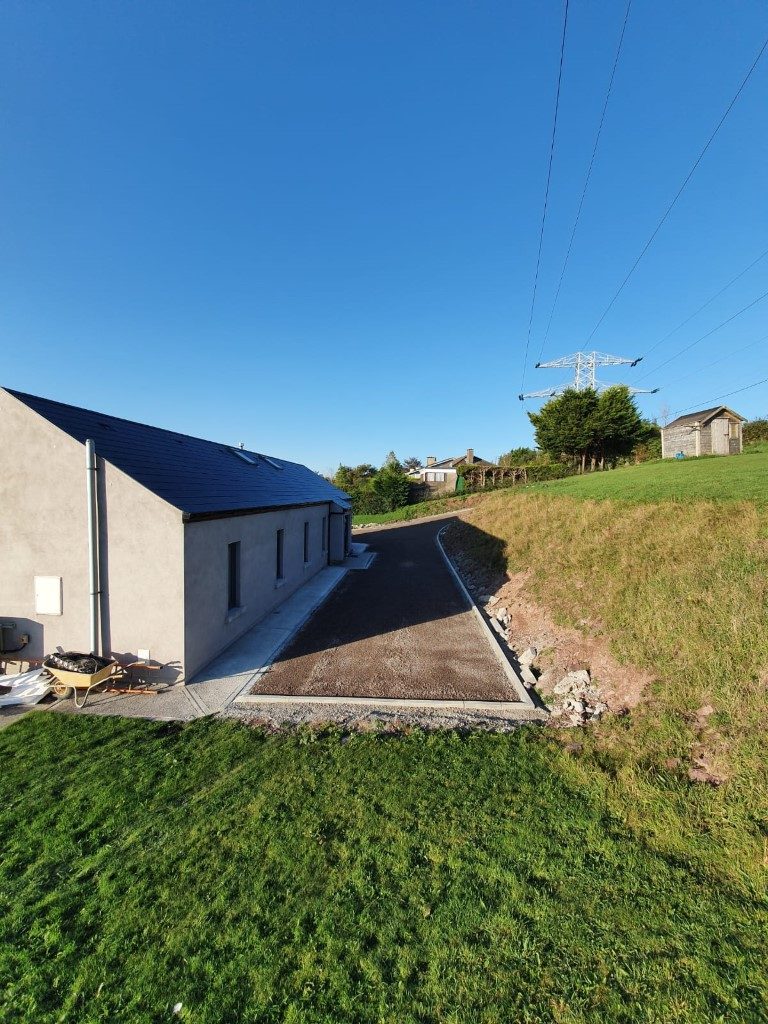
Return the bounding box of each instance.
[352,492,480,525]
[1,713,766,1024]
[531,449,768,503]
[5,451,768,1022]
[353,450,768,526]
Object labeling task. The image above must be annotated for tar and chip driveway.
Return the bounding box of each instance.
[250,517,520,703]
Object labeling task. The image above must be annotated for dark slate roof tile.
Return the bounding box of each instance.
[6,389,350,518]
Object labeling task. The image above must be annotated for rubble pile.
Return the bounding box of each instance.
[481,598,608,727]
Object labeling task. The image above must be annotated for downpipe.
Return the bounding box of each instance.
[85,439,100,654]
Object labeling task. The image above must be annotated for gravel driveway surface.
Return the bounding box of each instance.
[250,517,519,702]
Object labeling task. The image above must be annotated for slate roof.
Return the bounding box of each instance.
[429,453,494,469]
[664,406,746,430]
[6,389,351,520]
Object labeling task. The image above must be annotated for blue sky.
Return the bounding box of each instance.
[2,0,766,474]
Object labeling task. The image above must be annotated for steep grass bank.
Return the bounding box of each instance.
[448,490,768,883]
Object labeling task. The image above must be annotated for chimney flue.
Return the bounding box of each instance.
[426,456,436,466]
[466,448,474,464]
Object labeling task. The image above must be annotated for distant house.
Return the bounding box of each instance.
[660,406,746,459]
[0,388,352,682]
[417,448,495,492]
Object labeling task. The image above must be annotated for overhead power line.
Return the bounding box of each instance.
[536,0,633,365]
[637,288,768,380]
[520,0,570,396]
[584,31,768,345]
[642,245,768,361]
[674,374,768,416]
[662,330,768,390]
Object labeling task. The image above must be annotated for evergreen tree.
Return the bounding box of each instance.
[593,386,646,467]
[528,389,599,471]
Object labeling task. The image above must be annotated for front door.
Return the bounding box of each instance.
[711,418,730,455]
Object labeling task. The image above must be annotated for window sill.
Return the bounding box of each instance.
[225,605,247,624]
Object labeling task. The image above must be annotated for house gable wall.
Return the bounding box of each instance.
[0,391,184,674]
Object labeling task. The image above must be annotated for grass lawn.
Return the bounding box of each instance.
[532,450,768,504]
[1,713,766,1023]
[352,493,482,525]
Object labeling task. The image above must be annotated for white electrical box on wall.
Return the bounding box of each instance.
[34,576,62,616]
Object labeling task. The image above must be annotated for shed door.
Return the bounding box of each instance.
[711,418,730,455]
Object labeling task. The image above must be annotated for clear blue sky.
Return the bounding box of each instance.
[2,1,766,474]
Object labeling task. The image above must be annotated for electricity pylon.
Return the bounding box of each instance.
[518,351,659,401]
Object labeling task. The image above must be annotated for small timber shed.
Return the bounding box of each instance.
[660,406,746,459]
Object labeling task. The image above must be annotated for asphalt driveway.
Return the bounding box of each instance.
[250,517,519,702]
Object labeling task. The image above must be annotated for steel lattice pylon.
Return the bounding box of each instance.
[518,351,659,400]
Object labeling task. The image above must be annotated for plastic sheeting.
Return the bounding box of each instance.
[0,668,52,707]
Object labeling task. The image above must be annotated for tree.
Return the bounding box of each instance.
[498,447,538,467]
[528,388,599,472]
[384,451,402,471]
[333,464,376,490]
[403,456,422,472]
[592,386,646,467]
[371,462,410,511]
[744,418,768,444]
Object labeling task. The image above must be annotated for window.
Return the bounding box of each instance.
[322,516,327,551]
[227,542,241,610]
[303,521,310,563]
[276,529,284,580]
[729,420,739,439]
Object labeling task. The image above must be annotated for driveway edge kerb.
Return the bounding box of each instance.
[435,525,545,716]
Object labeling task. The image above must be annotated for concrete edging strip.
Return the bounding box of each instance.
[234,693,540,715]
[434,525,539,711]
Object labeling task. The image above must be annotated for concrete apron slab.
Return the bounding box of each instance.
[233,529,545,720]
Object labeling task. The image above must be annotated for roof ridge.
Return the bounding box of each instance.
[3,387,300,466]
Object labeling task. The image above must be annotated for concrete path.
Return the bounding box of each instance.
[245,518,523,703]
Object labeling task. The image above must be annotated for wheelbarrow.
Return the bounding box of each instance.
[43,653,125,709]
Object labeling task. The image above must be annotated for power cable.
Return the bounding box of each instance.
[637,288,768,380]
[520,0,570,396]
[642,245,768,361]
[584,32,768,345]
[662,330,768,390]
[536,0,632,364]
[674,374,768,415]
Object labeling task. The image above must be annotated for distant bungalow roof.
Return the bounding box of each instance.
[6,388,350,520]
[429,453,495,469]
[664,406,746,430]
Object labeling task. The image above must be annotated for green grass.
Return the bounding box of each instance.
[352,493,481,525]
[1,713,766,1023]
[532,449,768,504]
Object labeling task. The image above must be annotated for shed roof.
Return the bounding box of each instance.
[5,388,350,520]
[664,406,746,430]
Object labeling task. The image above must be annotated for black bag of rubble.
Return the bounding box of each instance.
[44,652,112,675]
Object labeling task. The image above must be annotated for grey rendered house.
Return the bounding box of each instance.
[0,388,352,681]
[660,406,746,459]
